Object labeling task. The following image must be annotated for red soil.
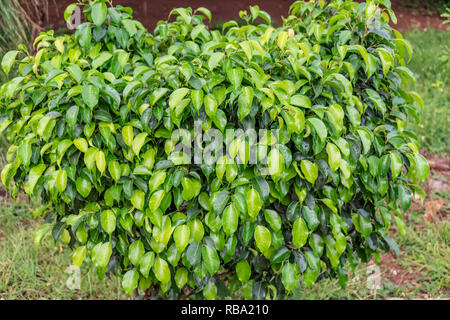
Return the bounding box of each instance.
[43,0,449,32]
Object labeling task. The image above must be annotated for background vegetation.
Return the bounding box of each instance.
[0,0,448,299]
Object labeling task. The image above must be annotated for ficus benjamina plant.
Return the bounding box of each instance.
[0,0,430,300]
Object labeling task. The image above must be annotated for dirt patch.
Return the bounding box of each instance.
[419,151,449,194]
[378,152,449,298]
[408,152,449,221]
[43,0,448,32]
[388,1,448,31]
[379,251,423,287]
[423,198,447,221]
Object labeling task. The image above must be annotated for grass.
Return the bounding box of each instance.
[405,29,450,156]
[0,198,124,300]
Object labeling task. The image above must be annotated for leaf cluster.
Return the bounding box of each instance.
[0,0,429,299]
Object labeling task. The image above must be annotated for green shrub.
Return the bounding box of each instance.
[0,0,430,299]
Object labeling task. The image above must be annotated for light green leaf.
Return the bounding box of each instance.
[108,160,121,182]
[96,150,106,174]
[169,88,190,110]
[326,143,341,172]
[204,94,218,118]
[91,242,112,268]
[1,50,19,77]
[292,217,309,248]
[100,209,116,235]
[181,177,202,201]
[357,128,373,155]
[390,152,403,180]
[203,280,217,300]
[239,41,253,60]
[277,31,288,50]
[267,148,283,177]
[175,268,189,289]
[92,52,112,69]
[282,263,300,292]
[238,86,254,121]
[202,245,220,276]
[17,140,32,167]
[300,160,318,185]
[254,225,271,252]
[227,67,244,89]
[56,170,68,192]
[236,260,251,283]
[34,224,52,246]
[66,64,84,83]
[72,246,86,267]
[128,240,144,266]
[76,177,92,198]
[132,133,148,156]
[264,209,282,231]
[307,118,327,143]
[122,126,134,147]
[140,252,155,278]
[222,204,239,236]
[82,84,99,109]
[24,164,46,195]
[413,153,430,184]
[359,215,373,237]
[91,1,107,26]
[149,88,169,106]
[208,52,224,70]
[174,225,190,253]
[191,89,204,112]
[247,188,262,219]
[73,138,88,153]
[149,189,165,212]
[122,269,139,295]
[290,94,311,108]
[154,257,171,284]
[131,189,146,211]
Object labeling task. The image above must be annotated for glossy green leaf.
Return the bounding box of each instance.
[131,189,146,211]
[238,86,254,121]
[1,50,19,77]
[24,164,46,195]
[174,225,190,252]
[247,188,262,219]
[82,85,99,109]
[129,240,145,266]
[292,217,309,249]
[281,263,300,292]
[76,177,92,198]
[254,225,271,252]
[236,260,251,283]
[122,269,139,295]
[222,204,239,236]
[202,245,220,276]
[100,209,116,235]
[91,242,112,268]
[169,88,190,110]
[72,246,86,267]
[154,257,171,284]
[300,160,318,185]
[326,143,341,172]
[92,1,107,26]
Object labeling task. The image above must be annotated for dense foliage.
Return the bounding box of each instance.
[0,0,429,299]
